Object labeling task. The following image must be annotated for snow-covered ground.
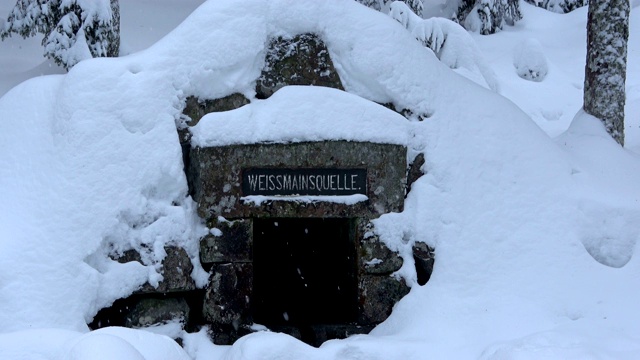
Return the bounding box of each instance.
[1,1,639,359]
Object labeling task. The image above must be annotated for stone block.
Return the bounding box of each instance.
[202,263,253,327]
[256,33,344,99]
[200,219,252,264]
[358,275,409,324]
[180,93,250,187]
[115,247,196,293]
[125,297,189,328]
[406,152,425,194]
[182,93,250,126]
[413,242,435,286]
[207,324,253,346]
[359,237,403,275]
[358,220,403,275]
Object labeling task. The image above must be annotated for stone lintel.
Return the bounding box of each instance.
[189,141,406,220]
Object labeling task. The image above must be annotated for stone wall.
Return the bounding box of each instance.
[189,140,410,344]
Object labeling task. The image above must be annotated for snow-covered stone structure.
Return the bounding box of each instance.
[96,32,434,346]
[191,140,409,345]
[185,33,433,346]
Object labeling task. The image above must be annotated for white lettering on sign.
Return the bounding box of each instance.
[242,169,366,196]
[246,174,362,192]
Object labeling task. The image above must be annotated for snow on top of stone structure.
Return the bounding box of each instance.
[190,86,410,146]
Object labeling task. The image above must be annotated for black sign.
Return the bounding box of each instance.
[242,168,367,196]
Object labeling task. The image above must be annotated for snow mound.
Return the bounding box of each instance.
[68,333,146,360]
[78,327,192,360]
[0,327,191,360]
[556,110,640,267]
[513,38,549,82]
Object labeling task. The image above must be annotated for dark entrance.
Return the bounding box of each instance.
[252,218,358,335]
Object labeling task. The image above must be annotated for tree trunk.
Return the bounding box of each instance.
[583,0,630,146]
[108,0,120,58]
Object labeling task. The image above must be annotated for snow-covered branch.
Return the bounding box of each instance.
[388,1,499,91]
[1,0,120,69]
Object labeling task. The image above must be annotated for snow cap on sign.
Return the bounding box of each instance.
[190,86,411,147]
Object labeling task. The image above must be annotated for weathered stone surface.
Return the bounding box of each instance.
[179,127,192,178]
[207,324,253,346]
[125,297,190,328]
[115,247,196,293]
[358,221,403,275]
[358,275,409,324]
[180,94,250,181]
[413,242,435,286]
[200,219,253,264]
[359,239,403,275]
[203,263,254,345]
[256,33,343,99]
[183,93,250,127]
[406,153,425,195]
[203,263,253,326]
[189,141,406,219]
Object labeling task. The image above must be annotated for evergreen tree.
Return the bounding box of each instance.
[583,0,630,146]
[356,0,424,16]
[356,0,385,11]
[455,0,522,34]
[525,0,587,14]
[389,1,500,92]
[1,0,120,70]
[404,0,424,16]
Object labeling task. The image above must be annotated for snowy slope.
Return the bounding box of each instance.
[471,3,640,149]
[0,1,639,359]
